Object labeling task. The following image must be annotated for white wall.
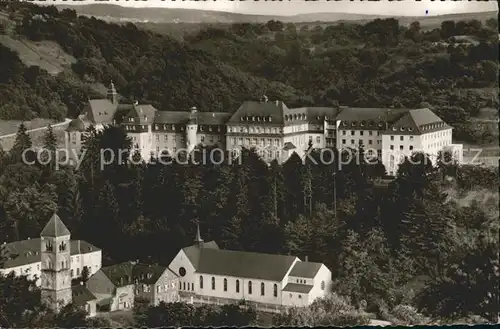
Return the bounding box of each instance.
[308,264,332,303]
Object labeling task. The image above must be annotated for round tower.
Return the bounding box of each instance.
[186,107,198,153]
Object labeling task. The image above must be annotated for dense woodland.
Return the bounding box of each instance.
[0,2,498,145]
[0,2,498,327]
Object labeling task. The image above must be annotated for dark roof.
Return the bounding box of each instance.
[284,107,340,126]
[283,142,296,151]
[124,104,158,125]
[86,99,118,125]
[183,245,298,282]
[72,284,97,305]
[66,115,91,132]
[289,261,323,279]
[101,261,176,288]
[151,111,230,126]
[1,239,100,269]
[228,101,288,125]
[282,283,314,294]
[40,213,70,237]
[182,241,220,270]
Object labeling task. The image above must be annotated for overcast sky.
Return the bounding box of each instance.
[35,0,498,16]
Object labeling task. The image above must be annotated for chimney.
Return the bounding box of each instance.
[305,255,309,262]
[77,240,81,252]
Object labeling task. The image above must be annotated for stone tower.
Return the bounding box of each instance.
[40,213,72,311]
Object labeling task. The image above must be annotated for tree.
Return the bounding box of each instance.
[42,124,58,171]
[10,123,33,163]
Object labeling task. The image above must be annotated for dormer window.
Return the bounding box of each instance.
[46,241,53,252]
[360,121,365,127]
[200,125,204,131]
[316,116,320,120]
[378,123,383,127]
[352,121,357,126]
[400,127,405,131]
[408,127,414,132]
[342,122,347,126]
[268,116,272,122]
[392,127,397,131]
[240,117,244,121]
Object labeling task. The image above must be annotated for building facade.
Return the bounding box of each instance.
[0,213,99,315]
[168,226,332,312]
[66,83,462,174]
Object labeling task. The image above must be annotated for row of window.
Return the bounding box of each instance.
[342,130,381,137]
[390,145,414,151]
[228,126,282,134]
[342,139,381,146]
[199,276,279,297]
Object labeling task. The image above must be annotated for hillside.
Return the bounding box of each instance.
[54,3,497,27]
[0,2,498,147]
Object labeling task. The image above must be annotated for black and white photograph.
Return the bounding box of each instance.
[0,0,498,327]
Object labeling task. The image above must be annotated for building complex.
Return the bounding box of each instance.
[66,82,462,175]
[1,215,332,315]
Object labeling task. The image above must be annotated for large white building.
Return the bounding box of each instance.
[65,83,463,173]
[168,226,332,312]
[66,83,462,174]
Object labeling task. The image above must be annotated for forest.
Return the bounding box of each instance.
[0,2,498,327]
[0,2,498,145]
[0,117,498,325]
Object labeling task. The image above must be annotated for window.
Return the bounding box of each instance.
[342,139,346,144]
[342,131,346,136]
[183,282,186,290]
[390,145,394,150]
[211,277,215,290]
[273,284,278,297]
[200,275,203,289]
[201,136,205,142]
[369,131,373,136]
[400,145,404,150]
[321,281,325,290]
[179,267,186,277]
[224,278,227,292]
[351,139,354,144]
[236,280,240,293]
[351,131,355,136]
[409,136,414,141]
[71,269,74,277]
[316,136,320,144]
[409,145,414,150]
[390,136,394,141]
[191,283,194,290]
[299,295,302,299]
[261,282,265,296]
[400,136,404,141]
[248,281,252,294]
[77,268,80,276]
[368,140,372,145]
[360,131,364,136]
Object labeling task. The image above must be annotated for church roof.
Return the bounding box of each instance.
[40,213,70,237]
[0,239,100,269]
[288,261,323,279]
[72,284,97,305]
[183,245,298,282]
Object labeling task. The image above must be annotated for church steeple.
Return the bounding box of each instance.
[106,80,118,104]
[194,222,204,247]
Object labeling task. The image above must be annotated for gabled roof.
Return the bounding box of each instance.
[282,283,314,294]
[283,142,296,151]
[40,213,70,238]
[227,100,287,125]
[72,284,97,305]
[1,239,100,269]
[184,245,298,282]
[101,261,177,288]
[289,261,323,278]
[86,99,119,125]
[124,104,158,125]
[182,241,220,269]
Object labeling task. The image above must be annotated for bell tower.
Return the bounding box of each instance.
[40,213,72,311]
[106,81,118,104]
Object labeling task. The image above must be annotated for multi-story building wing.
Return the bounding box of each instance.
[335,107,462,176]
[66,82,462,174]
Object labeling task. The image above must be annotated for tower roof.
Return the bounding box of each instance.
[194,222,203,245]
[40,213,71,237]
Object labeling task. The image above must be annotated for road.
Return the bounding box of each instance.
[0,118,71,139]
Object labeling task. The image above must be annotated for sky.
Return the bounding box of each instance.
[33,0,498,17]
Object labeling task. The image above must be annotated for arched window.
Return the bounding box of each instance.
[321,281,325,290]
[236,280,240,293]
[248,281,252,294]
[273,284,278,297]
[199,275,203,289]
[211,277,215,290]
[261,282,265,296]
[223,278,227,292]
